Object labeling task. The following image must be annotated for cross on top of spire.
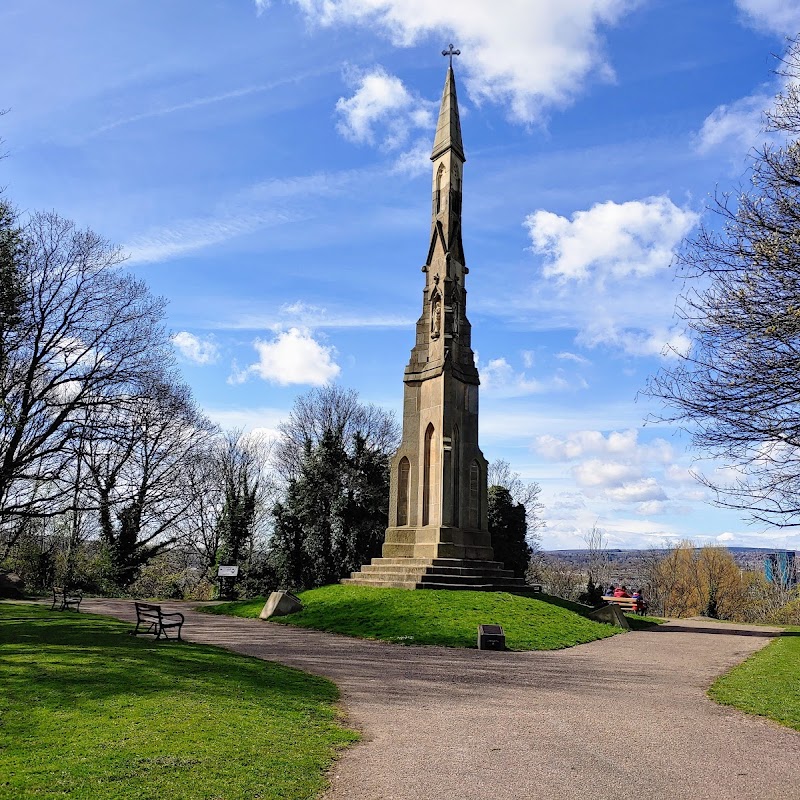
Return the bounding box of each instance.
[442,44,461,68]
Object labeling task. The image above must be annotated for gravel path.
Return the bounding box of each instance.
[82,599,799,800]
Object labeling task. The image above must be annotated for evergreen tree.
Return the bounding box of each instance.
[270,491,307,589]
[268,430,390,589]
[487,485,530,577]
[0,199,23,382]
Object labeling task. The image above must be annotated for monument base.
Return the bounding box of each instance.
[343,556,528,591]
[381,525,495,561]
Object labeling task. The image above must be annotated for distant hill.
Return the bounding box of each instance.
[546,546,793,556]
[542,546,791,583]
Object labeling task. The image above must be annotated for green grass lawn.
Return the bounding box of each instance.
[709,628,800,731]
[200,584,636,650]
[0,603,357,800]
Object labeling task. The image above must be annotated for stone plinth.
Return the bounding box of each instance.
[344,557,528,591]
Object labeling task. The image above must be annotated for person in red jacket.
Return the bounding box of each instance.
[613,585,631,598]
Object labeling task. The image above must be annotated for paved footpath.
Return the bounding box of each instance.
[83,599,799,800]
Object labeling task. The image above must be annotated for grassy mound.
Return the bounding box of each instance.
[0,603,357,800]
[709,628,800,731]
[201,584,627,650]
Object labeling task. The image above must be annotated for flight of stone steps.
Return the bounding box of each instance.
[343,557,529,591]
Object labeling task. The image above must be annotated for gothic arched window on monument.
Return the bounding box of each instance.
[397,457,410,526]
[469,461,480,529]
[435,163,445,214]
[452,426,460,527]
[423,423,435,526]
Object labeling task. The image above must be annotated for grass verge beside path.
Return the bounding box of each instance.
[201,584,630,650]
[709,628,800,731]
[0,603,357,800]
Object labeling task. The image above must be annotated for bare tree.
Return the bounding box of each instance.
[487,458,545,548]
[81,376,215,586]
[646,37,800,526]
[213,429,276,566]
[180,428,277,585]
[180,445,226,580]
[273,385,399,482]
[583,522,610,591]
[1,211,169,556]
[534,556,584,601]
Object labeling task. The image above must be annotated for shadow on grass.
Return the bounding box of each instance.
[0,605,339,711]
[649,622,785,638]
[508,590,591,614]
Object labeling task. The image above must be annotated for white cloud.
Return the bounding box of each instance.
[635,499,668,516]
[220,301,413,331]
[572,459,641,489]
[123,167,370,266]
[525,196,698,283]
[663,463,698,486]
[605,477,667,503]
[694,91,771,155]
[287,0,639,123]
[576,322,691,358]
[556,351,590,365]
[125,209,299,265]
[203,405,286,440]
[171,331,219,365]
[479,356,583,398]
[390,138,433,176]
[734,0,800,35]
[480,402,640,443]
[535,429,673,463]
[229,327,341,386]
[91,75,307,137]
[336,66,434,148]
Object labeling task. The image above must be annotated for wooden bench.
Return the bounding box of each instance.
[51,586,82,612]
[131,602,185,641]
[602,596,646,615]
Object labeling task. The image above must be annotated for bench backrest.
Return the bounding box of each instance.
[53,586,82,597]
[603,596,638,607]
[135,602,163,621]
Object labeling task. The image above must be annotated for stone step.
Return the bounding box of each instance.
[417,582,526,592]
[416,573,524,586]
[370,557,509,571]
[346,570,527,588]
[353,567,428,579]
[342,577,528,591]
[359,563,515,579]
[350,568,516,582]
[341,577,418,589]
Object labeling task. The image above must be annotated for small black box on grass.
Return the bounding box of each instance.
[477,624,506,651]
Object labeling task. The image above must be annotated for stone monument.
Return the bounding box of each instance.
[344,50,525,591]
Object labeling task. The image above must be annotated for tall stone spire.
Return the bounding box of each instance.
[430,66,465,163]
[344,57,524,590]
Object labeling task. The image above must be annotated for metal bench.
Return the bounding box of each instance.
[131,601,185,640]
[51,586,82,612]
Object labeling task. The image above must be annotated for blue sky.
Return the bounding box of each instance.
[3,0,800,550]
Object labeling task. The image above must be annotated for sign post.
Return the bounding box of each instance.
[217,565,240,600]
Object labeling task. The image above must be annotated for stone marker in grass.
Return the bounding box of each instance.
[588,604,630,629]
[261,590,303,619]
